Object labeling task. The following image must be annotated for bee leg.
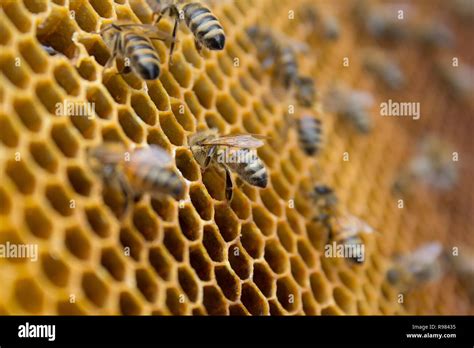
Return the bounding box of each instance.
[203,145,217,169]
[223,165,234,202]
[115,171,134,219]
[194,39,203,54]
[168,16,180,66]
[105,33,120,69]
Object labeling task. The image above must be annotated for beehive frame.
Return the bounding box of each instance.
[0,0,473,316]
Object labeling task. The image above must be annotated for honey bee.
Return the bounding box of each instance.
[100,23,167,80]
[246,26,306,88]
[353,0,409,42]
[393,136,458,194]
[294,76,316,108]
[324,84,374,134]
[386,242,444,292]
[362,50,405,90]
[299,6,340,41]
[312,185,374,264]
[415,22,454,49]
[151,0,225,63]
[297,115,323,156]
[41,44,60,56]
[88,143,186,216]
[437,62,474,101]
[188,130,268,201]
[446,247,474,301]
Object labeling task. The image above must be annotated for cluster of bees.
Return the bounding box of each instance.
[39,0,471,302]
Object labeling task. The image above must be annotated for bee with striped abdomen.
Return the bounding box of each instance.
[100,23,167,80]
[362,49,405,90]
[189,130,268,201]
[294,76,316,108]
[296,115,323,156]
[324,84,374,134]
[88,143,186,216]
[311,185,374,264]
[246,26,306,89]
[386,242,444,292]
[152,0,225,63]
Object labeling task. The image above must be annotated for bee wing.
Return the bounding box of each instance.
[412,242,443,264]
[134,145,173,166]
[200,135,266,148]
[338,214,374,235]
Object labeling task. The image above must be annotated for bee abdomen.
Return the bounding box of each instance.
[137,166,184,199]
[280,47,298,87]
[242,158,268,188]
[184,3,225,50]
[298,116,322,155]
[125,34,160,80]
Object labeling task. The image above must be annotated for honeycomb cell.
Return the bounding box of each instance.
[252,206,275,237]
[0,188,12,215]
[86,86,114,119]
[264,239,290,275]
[276,276,300,312]
[159,112,185,146]
[67,165,93,196]
[0,52,30,88]
[228,243,252,280]
[45,184,74,216]
[50,123,80,158]
[252,262,275,298]
[41,254,70,287]
[302,291,319,315]
[135,268,159,303]
[260,189,283,217]
[69,0,99,32]
[130,93,157,126]
[166,287,187,315]
[240,222,265,259]
[3,1,32,33]
[297,239,317,268]
[202,224,225,262]
[216,93,239,124]
[0,18,13,46]
[56,301,87,315]
[65,226,92,260]
[310,272,332,304]
[269,299,286,316]
[160,71,181,99]
[203,285,228,315]
[89,0,113,17]
[206,62,225,90]
[241,283,268,316]
[77,59,97,81]
[163,226,186,262]
[118,108,145,143]
[181,38,202,69]
[189,246,213,281]
[178,266,200,303]
[184,91,203,119]
[119,291,143,315]
[24,205,53,239]
[0,114,19,147]
[277,221,296,253]
[321,305,344,316]
[149,246,173,281]
[290,255,309,287]
[14,278,44,314]
[230,190,251,220]
[147,129,172,154]
[120,227,144,261]
[217,53,234,77]
[333,286,356,314]
[133,205,160,241]
[104,75,131,104]
[193,74,215,109]
[84,205,111,238]
[171,101,195,132]
[169,55,193,88]
[271,173,292,200]
[18,39,49,73]
[81,272,109,308]
[204,111,227,132]
[35,80,64,114]
[148,81,170,111]
[178,205,202,241]
[189,184,214,220]
[229,303,250,315]
[101,247,126,281]
[5,160,36,195]
[54,63,81,96]
[150,196,175,222]
[214,203,240,241]
[13,98,43,132]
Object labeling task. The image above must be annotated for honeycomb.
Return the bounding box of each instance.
[0,0,473,316]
